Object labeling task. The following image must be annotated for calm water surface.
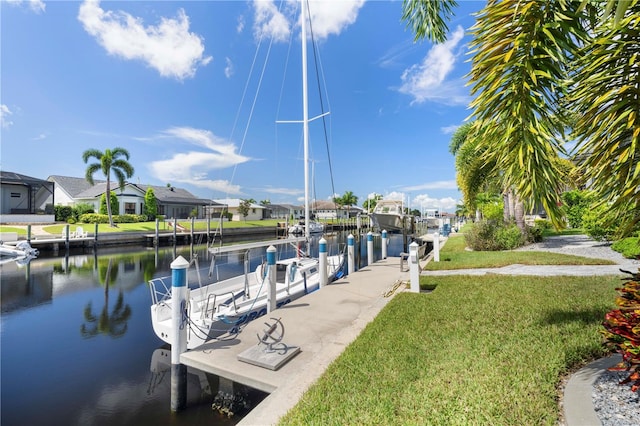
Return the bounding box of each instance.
[1,231,411,425]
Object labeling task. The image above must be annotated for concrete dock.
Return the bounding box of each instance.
[180,256,410,425]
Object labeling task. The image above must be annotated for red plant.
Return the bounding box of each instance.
[601,269,640,392]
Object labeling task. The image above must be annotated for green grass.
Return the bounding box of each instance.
[424,234,615,270]
[280,276,618,425]
[0,226,27,236]
[1,219,283,235]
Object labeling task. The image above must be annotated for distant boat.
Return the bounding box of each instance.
[147,0,345,350]
[0,241,39,266]
[370,199,415,234]
[288,220,325,235]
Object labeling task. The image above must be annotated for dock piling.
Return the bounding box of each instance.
[409,242,419,292]
[267,246,277,313]
[347,234,355,275]
[367,231,374,266]
[170,256,189,412]
[319,237,327,288]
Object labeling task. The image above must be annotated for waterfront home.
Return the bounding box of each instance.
[48,175,214,219]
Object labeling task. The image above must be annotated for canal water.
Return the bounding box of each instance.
[1,230,415,425]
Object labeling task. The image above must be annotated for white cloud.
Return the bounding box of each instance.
[398,25,469,106]
[251,0,364,42]
[1,105,14,128]
[147,127,250,194]
[260,186,303,196]
[411,194,459,212]
[224,57,234,79]
[303,0,365,40]
[32,133,47,141]
[401,180,458,192]
[77,0,212,80]
[6,0,45,13]
[441,124,460,135]
[252,1,292,42]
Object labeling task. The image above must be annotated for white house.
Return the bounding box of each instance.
[48,175,214,219]
[210,199,266,221]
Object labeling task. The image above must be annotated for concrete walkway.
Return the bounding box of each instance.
[178,256,410,426]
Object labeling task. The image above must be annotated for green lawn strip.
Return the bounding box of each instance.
[424,234,615,271]
[280,275,618,425]
[31,219,283,235]
[0,226,27,236]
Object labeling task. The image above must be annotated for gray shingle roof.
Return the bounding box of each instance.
[48,175,104,197]
[49,175,216,205]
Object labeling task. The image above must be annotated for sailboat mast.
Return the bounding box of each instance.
[301,0,310,240]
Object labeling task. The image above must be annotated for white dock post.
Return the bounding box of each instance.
[267,246,277,313]
[347,234,355,275]
[319,237,327,288]
[409,241,420,292]
[63,224,69,250]
[172,217,177,244]
[433,232,440,262]
[170,255,189,412]
[154,218,159,246]
[367,231,374,265]
[381,230,388,259]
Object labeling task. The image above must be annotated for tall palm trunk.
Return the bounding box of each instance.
[105,178,115,227]
[514,196,525,231]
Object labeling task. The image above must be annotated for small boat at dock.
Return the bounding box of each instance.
[148,237,345,350]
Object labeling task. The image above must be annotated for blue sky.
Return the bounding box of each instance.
[2,0,484,213]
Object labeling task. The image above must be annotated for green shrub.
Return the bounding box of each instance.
[55,205,74,222]
[494,224,526,249]
[78,213,147,224]
[79,213,110,224]
[465,220,499,251]
[465,220,528,251]
[612,237,640,259]
[481,202,504,222]
[582,204,619,241]
[74,202,95,219]
[67,217,77,224]
[114,214,146,223]
[562,190,595,228]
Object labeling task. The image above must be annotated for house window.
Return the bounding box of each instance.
[10,193,21,198]
[124,203,136,214]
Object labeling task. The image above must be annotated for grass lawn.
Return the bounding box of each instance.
[0,219,283,235]
[279,232,620,425]
[424,233,615,270]
[281,276,617,425]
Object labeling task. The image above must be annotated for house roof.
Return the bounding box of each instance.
[48,175,104,197]
[48,175,214,205]
[135,184,214,205]
[2,171,52,187]
[213,198,265,209]
[269,203,302,210]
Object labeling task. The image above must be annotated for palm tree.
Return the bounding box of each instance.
[83,147,134,227]
[402,0,639,234]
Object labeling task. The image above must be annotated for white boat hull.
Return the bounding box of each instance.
[149,253,344,350]
[370,213,414,233]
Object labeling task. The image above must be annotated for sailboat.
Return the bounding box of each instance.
[147,1,345,350]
